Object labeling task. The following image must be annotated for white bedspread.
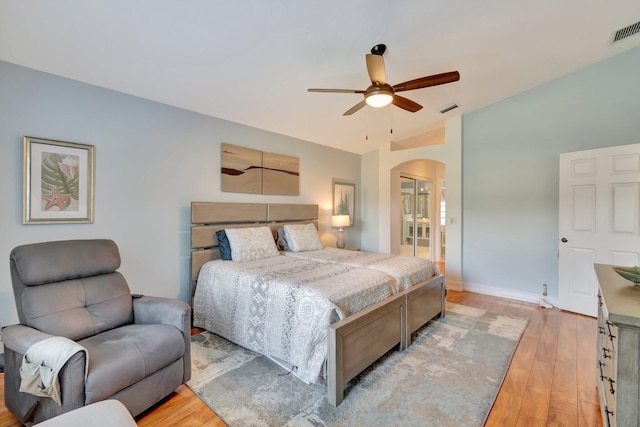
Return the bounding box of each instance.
[283,248,439,291]
[193,255,397,383]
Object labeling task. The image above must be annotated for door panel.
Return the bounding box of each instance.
[610,250,640,266]
[612,183,639,233]
[400,177,415,256]
[572,185,596,231]
[569,248,596,296]
[399,176,432,260]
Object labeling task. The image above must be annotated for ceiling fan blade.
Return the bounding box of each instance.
[392,71,460,92]
[308,88,365,93]
[366,54,385,85]
[343,100,367,116]
[392,95,423,113]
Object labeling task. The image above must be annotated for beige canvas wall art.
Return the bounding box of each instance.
[221,143,299,196]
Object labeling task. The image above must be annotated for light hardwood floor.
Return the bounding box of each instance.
[0,290,602,426]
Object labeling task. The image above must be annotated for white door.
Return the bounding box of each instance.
[559,143,640,317]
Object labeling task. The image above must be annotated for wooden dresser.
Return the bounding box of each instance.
[595,264,640,427]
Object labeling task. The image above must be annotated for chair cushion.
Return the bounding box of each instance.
[80,324,185,404]
[21,272,133,341]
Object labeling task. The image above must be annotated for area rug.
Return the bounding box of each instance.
[188,302,527,427]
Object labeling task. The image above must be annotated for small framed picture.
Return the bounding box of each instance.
[333,182,355,226]
[23,136,95,224]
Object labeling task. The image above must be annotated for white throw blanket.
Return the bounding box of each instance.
[20,336,88,405]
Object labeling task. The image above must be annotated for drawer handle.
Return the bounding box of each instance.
[602,348,611,359]
[606,408,614,417]
[604,320,616,330]
[598,361,606,381]
[605,326,617,343]
[608,378,616,395]
[598,326,606,335]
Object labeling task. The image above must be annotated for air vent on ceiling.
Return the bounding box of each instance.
[613,20,640,43]
[439,103,459,114]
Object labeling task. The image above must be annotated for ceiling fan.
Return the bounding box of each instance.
[308,44,460,116]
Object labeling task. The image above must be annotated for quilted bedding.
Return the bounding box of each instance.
[192,255,397,383]
[283,248,439,291]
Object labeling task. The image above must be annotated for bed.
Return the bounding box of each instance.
[190,202,446,406]
[194,256,398,383]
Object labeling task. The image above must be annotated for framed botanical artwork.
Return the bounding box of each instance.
[23,136,95,224]
[333,182,355,226]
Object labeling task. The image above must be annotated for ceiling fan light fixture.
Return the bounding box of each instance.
[365,93,393,107]
[365,91,393,108]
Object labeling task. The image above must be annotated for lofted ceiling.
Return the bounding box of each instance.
[1,1,640,155]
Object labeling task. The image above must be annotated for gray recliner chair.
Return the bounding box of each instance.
[3,239,191,424]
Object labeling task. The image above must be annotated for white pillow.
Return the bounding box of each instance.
[283,223,324,252]
[225,226,279,262]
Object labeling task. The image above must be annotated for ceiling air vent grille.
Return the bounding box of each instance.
[440,103,459,114]
[613,21,640,43]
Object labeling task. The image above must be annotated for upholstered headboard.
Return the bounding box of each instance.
[189,202,318,301]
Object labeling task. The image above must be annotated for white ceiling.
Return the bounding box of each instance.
[1,1,640,155]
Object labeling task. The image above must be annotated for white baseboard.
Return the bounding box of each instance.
[445,279,463,292]
[460,281,559,307]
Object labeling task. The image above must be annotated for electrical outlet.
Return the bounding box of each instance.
[542,282,548,297]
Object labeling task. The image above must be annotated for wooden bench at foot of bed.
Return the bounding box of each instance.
[328,272,445,406]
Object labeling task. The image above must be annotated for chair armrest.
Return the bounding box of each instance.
[132,296,190,330]
[2,324,54,355]
[133,296,191,382]
[2,325,87,422]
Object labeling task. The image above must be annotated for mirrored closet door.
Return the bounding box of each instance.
[400,176,432,260]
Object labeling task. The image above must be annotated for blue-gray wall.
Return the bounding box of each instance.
[462,45,640,300]
[0,61,361,326]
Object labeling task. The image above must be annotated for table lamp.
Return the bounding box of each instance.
[331,214,350,249]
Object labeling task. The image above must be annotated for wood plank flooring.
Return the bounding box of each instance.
[447,291,602,427]
[0,291,602,426]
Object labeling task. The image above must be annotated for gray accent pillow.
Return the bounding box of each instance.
[216,230,232,260]
[275,228,291,251]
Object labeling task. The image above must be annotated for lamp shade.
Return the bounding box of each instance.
[365,93,393,108]
[331,214,350,228]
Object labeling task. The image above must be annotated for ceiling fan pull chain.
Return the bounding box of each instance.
[365,107,369,141]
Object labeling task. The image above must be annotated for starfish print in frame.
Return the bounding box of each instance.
[42,186,72,211]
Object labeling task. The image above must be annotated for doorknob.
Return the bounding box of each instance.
[561,237,568,243]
